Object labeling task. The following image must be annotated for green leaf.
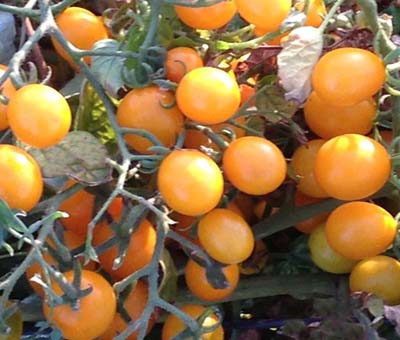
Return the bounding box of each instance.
[158,248,178,301]
[256,85,297,123]
[29,131,112,186]
[91,39,125,98]
[0,199,26,234]
[74,81,117,153]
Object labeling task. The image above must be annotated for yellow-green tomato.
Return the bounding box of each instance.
[0,302,23,340]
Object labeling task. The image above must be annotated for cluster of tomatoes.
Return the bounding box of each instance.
[0,0,399,339]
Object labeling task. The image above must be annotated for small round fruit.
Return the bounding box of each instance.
[174,2,236,30]
[117,86,184,153]
[223,136,287,195]
[291,139,328,198]
[165,47,204,83]
[314,134,391,200]
[0,145,43,211]
[304,92,376,139]
[350,255,400,305]
[7,84,71,148]
[236,0,291,32]
[325,202,397,260]
[42,270,116,340]
[0,65,16,131]
[309,224,358,274]
[198,208,255,264]
[162,304,224,340]
[312,48,385,106]
[185,259,239,301]
[295,0,326,27]
[176,67,240,125]
[0,300,23,340]
[51,7,108,66]
[158,149,224,216]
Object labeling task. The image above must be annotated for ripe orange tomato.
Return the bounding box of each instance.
[312,48,385,106]
[314,134,391,200]
[325,202,397,260]
[223,136,287,195]
[198,208,254,265]
[0,300,23,340]
[236,0,291,32]
[100,281,155,340]
[7,84,71,148]
[304,92,376,139]
[51,7,108,67]
[94,217,156,280]
[294,191,329,234]
[0,65,16,131]
[185,259,239,301]
[308,224,358,274]
[117,86,184,153]
[174,2,236,30]
[295,0,326,27]
[176,67,241,125]
[350,255,400,305]
[165,47,204,83]
[291,139,328,198]
[162,304,224,340]
[43,270,116,340]
[0,145,43,211]
[157,149,224,216]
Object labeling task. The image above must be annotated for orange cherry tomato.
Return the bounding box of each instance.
[157,149,224,216]
[295,0,326,27]
[198,208,255,265]
[117,86,184,153]
[0,65,16,131]
[239,239,268,275]
[314,134,391,200]
[350,255,400,305]
[185,259,239,301]
[162,304,224,340]
[0,144,43,211]
[291,139,328,198]
[236,0,291,32]
[325,201,397,260]
[223,136,287,195]
[43,270,116,340]
[176,67,241,125]
[311,48,385,106]
[51,7,108,67]
[165,47,204,83]
[93,218,156,280]
[7,84,71,148]
[174,2,237,30]
[304,92,376,139]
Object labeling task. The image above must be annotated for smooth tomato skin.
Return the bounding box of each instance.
[162,304,224,340]
[314,134,391,200]
[308,224,358,274]
[291,139,328,198]
[223,136,287,195]
[235,0,291,32]
[100,281,155,340]
[0,65,16,131]
[165,47,204,83]
[7,84,71,148]
[43,270,117,340]
[198,208,255,265]
[350,255,400,305]
[94,218,156,280]
[185,259,239,301]
[174,2,236,30]
[304,92,376,139]
[176,67,241,125]
[0,145,43,211]
[311,48,385,106]
[325,202,397,260]
[0,301,23,340]
[117,86,184,154]
[51,7,108,66]
[157,149,224,216]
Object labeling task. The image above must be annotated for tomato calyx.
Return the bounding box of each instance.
[191,255,231,290]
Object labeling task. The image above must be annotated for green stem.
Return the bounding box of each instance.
[318,0,347,33]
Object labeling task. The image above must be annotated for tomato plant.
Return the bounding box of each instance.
[0,301,22,340]
[0,65,15,131]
